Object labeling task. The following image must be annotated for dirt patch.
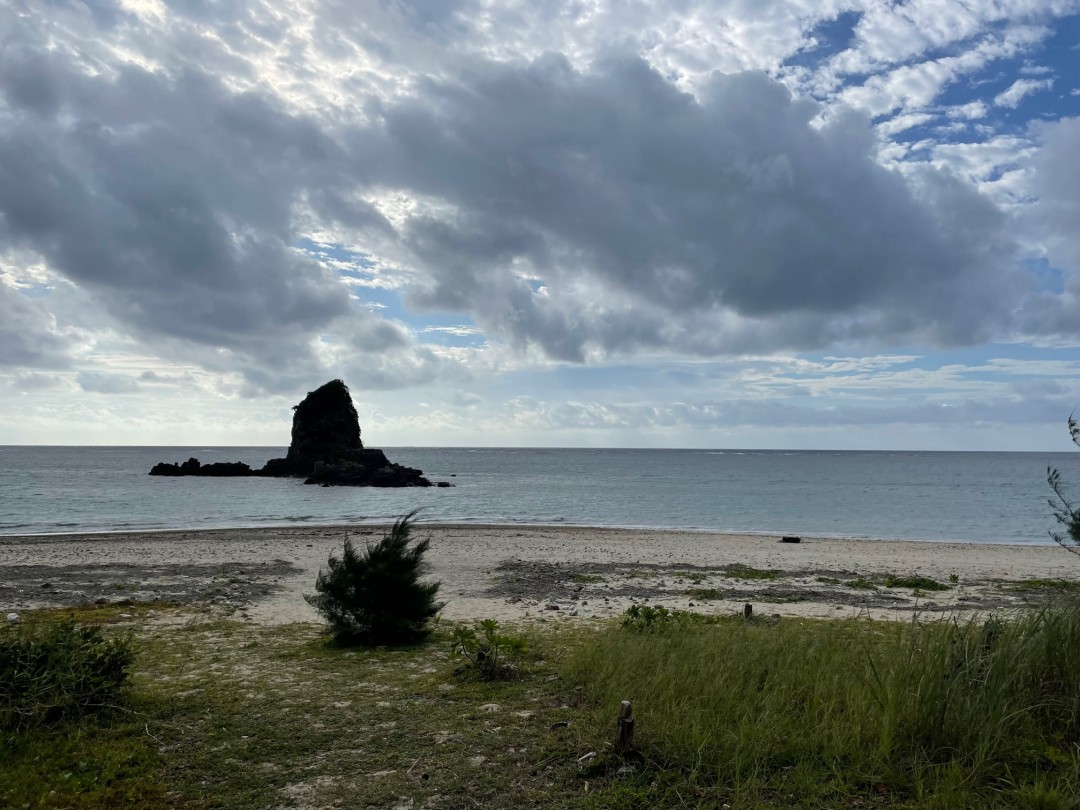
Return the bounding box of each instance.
[489,560,1035,615]
[0,560,300,614]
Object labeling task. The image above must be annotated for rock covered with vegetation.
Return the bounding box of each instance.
[149,379,436,487]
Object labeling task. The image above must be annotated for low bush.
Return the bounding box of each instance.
[0,621,135,732]
[305,510,444,646]
[450,619,528,679]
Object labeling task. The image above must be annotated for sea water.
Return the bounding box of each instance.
[1,446,1078,543]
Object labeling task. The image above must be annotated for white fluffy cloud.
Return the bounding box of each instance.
[995,77,1056,107]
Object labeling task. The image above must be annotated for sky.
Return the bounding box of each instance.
[1,0,1080,450]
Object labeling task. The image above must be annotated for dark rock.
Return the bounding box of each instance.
[437,481,453,487]
[780,535,802,544]
[200,462,254,476]
[149,379,435,487]
[263,379,363,476]
[150,458,252,476]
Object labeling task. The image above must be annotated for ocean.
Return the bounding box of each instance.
[2,446,1079,544]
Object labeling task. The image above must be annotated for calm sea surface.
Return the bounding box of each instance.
[1,446,1079,544]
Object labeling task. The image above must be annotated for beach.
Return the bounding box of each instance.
[3,524,1077,624]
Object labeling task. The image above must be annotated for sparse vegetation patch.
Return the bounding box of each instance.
[684,588,723,601]
[723,563,779,581]
[884,574,950,591]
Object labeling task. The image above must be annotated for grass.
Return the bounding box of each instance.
[847,577,877,590]
[884,575,951,592]
[1003,579,1080,593]
[723,564,780,581]
[572,574,606,584]
[684,588,723,601]
[1,609,614,810]
[566,600,1080,808]
[10,598,1080,808]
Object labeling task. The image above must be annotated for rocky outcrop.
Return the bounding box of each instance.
[304,449,430,488]
[149,380,437,487]
[149,458,254,476]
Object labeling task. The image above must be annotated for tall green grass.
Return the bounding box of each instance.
[566,602,1080,807]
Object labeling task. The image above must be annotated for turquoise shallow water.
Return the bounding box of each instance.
[1,446,1078,543]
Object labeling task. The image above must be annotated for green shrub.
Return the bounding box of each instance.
[619,604,722,632]
[305,511,444,646]
[450,619,528,679]
[0,621,134,732]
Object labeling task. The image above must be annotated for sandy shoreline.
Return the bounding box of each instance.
[3,523,1078,625]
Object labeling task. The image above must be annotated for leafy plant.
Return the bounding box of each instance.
[450,619,528,679]
[619,604,721,632]
[304,510,444,646]
[0,621,134,732]
[1048,415,1080,554]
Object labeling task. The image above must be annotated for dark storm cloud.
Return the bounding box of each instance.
[345,53,1024,357]
[0,15,362,377]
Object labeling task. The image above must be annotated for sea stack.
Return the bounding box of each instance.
[150,379,434,487]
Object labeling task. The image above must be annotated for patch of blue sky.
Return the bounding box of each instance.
[875,344,1080,376]
[13,282,51,299]
[929,14,1080,130]
[782,10,863,71]
[1026,257,1066,295]
[295,237,483,341]
[416,320,486,348]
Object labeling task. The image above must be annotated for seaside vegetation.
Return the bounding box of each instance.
[1048,414,1080,553]
[1,620,135,733]
[5,598,1080,808]
[304,510,444,646]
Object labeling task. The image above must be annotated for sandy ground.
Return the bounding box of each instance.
[3,524,1079,625]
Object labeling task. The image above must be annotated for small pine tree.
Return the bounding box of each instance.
[305,510,444,645]
[1048,415,1080,554]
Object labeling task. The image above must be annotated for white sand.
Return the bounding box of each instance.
[2,524,1076,624]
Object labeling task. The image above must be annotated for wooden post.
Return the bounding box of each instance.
[615,700,634,753]
[743,602,753,620]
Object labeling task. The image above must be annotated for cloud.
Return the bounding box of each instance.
[76,371,140,394]
[0,0,1076,399]
[994,77,1055,108]
[946,100,988,120]
[0,283,73,368]
[351,54,1023,358]
[1016,116,1080,340]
